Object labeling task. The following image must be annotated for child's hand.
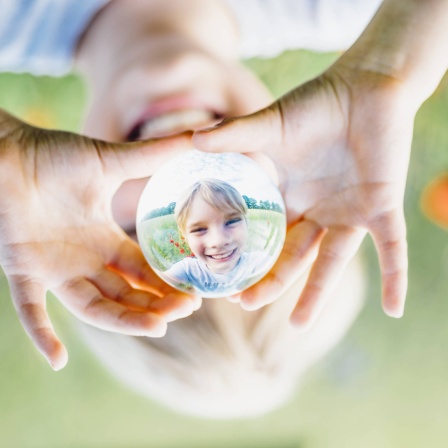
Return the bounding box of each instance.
[0,110,200,370]
[194,64,416,329]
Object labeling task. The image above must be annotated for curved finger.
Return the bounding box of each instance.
[143,292,202,322]
[8,275,68,370]
[369,209,408,318]
[54,277,167,337]
[91,268,201,321]
[290,227,365,330]
[226,294,241,304]
[240,220,325,311]
[107,237,171,294]
[100,131,194,183]
[193,106,282,155]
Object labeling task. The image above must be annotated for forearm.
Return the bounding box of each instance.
[340,0,448,105]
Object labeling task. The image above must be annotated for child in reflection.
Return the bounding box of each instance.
[164,178,269,295]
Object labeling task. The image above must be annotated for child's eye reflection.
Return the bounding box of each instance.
[190,227,206,234]
[189,216,243,234]
[226,217,242,226]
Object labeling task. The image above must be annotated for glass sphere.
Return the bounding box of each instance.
[136,150,286,298]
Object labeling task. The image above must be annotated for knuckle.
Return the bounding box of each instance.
[379,238,406,253]
[319,246,344,262]
[85,295,105,314]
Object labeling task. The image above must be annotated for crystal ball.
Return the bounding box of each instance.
[136,150,286,298]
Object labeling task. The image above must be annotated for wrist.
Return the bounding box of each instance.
[338,0,448,107]
[0,111,23,188]
[0,109,25,140]
[325,61,421,128]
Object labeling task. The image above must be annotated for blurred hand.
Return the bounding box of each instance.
[0,110,200,370]
[194,63,416,329]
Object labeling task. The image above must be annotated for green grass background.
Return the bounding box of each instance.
[138,209,286,271]
[1,50,448,447]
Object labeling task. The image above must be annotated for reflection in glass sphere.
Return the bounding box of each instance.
[136,150,286,298]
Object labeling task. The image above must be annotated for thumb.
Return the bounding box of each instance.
[193,105,283,156]
[96,131,195,182]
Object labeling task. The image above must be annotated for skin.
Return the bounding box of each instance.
[1,0,274,370]
[194,0,448,329]
[7,0,427,370]
[184,197,248,275]
[76,0,273,233]
[0,0,272,371]
[0,111,201,370]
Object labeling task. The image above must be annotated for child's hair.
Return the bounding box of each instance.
[78,258,365,419]
[175,178,248,236]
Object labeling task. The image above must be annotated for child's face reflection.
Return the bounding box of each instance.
[185,196,248,274]
[79,4,272,233]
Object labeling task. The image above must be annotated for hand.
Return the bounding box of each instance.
[194,63,416,329]
[0,110,200,370]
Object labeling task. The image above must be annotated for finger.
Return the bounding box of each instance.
[107,237,172,294]
[97,131,195,182]
[290,227,365,330]
[106,236,201,312]
[226,294,241,304]
[369,209,408,318]
[54,277,167,337]
[8,276,68,370]
[91,268,201,321]
[193,79,327,157]
[193,105,283,155]
[144,292,202,322]
[240,220,325,311]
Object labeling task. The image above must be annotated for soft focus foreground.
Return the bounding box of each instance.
[1,50,448,447]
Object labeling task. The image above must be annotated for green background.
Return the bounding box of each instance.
[1,50,448,447]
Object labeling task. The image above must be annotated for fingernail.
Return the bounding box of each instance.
[384,300,405,319]
[50,356,68,371]
[49,346,69,371]
[145,321,168,338]
[227,294,241,303]
[290,310,313,332]
[240,300,261,311]
[386,308,404,319]
[198,123,221,133]
[192,295,202,311]
[289,318,312,333]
